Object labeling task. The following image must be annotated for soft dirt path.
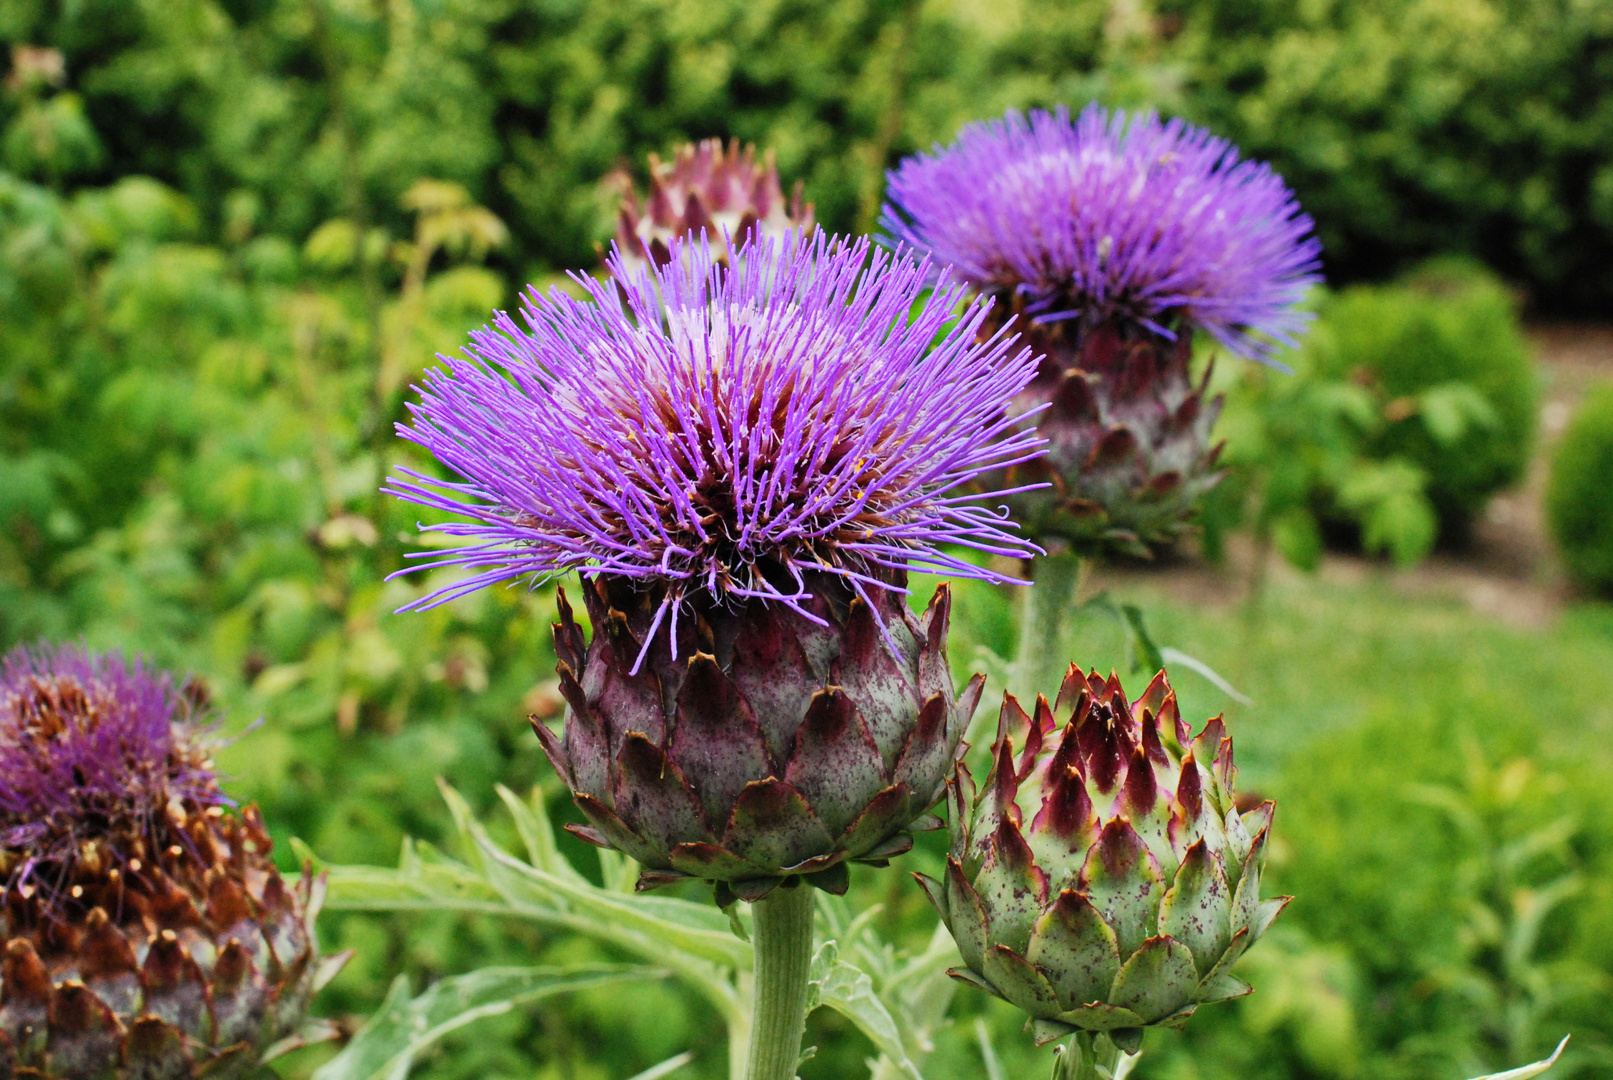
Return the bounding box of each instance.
[1091,323,1613,627]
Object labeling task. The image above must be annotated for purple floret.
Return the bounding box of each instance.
[0,643,222,897]
[387,231,1045,650]
[881,104,1323,362]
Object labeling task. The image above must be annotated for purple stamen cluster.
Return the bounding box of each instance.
[882,104,1323,362]
[0,644,222,904]
[387,232,1045,655]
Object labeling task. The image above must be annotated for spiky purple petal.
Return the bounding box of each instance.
[882,104,1322,362]
[387,232,1045,627]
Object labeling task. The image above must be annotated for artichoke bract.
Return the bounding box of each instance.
[535,571,982,905]
[609,138,813,274]
[988,318,1223,557]
[883,104,1321,558]
[387,233,1045,903]
[0,645,345,1080]
[919,667,1287,1052]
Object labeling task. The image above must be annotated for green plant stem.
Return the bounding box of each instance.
[1013,550,1085,699]
[1051,1033,1121,1080]
[745,885,815,1080]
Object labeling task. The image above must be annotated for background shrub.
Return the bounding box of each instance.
[1306,260,1536,542]
[1548,383,1613,595]
[3,0,1611,310]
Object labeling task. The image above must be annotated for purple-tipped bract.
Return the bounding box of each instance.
[882,104,1322,362]
[387,232,1045,637]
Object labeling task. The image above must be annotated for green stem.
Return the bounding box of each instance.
[745,884,815,1080]
[1051,1033,1121,1080]
[1013,550,1085,701]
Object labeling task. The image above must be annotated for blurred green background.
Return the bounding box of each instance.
[4,1,1613,1078]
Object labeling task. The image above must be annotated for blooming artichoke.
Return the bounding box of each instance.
[388,233,1044,901]
[0,644,345,1080]
[535,570,981,905]
[918,667,1286,1051]
[609,138,813,274]
[883,104,1321,557]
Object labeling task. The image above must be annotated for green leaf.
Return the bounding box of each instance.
[1119,604,1165,676]
[310,965,665,1080]
[1417,382,1500,447]
[807,943,923,1080]
[1464,1036,1570,1080]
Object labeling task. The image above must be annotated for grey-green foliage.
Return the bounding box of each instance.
[313,964,670,1080]
[1546,384,1613,595]
[314,779,958,1080]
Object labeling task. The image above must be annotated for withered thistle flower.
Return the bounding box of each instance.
[0,644,344,1080]
[608,138,814,275]
[883,104,1322,556]
[388,233,1043,902]
[919,668,1285,1053]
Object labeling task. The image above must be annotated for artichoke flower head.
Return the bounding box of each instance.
[609,138,813,274]
[884,104,1322,557]
[919,666,1287,1052]
[0,644,344,1080]
[388,232,1047,904]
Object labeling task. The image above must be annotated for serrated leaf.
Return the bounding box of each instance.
[808,945,923,1080]
[311,965,663,1080]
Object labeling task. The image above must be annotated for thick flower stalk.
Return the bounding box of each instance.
[884,104,1322,558]
[609,138,814,275]
[918,667,1286,1057]
[388,232,1043,898]
[0,644,344,1080]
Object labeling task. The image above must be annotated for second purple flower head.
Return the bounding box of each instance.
[884,104,1322,557]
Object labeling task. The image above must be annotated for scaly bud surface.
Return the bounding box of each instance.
[918,667,1287,1052]
[0,645,345,1080]
[609,138,813,274]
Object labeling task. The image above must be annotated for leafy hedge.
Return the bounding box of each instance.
[1548,384,1613,595]
[3,0,1611,309]
[1204,261,1537,569]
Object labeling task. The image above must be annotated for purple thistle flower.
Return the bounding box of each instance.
[387,231,1045,658]
[0,643,223,905]
[881,104,1323,362]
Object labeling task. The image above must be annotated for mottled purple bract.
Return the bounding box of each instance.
[388,232,1044,635]
[882,104,1323,361]
[0,643,220,896]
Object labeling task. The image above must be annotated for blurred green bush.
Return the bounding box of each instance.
[1206,261,1537,569]
[3,0,1611,309]
[1308,260,1538,538]
[1548,384,1613,596]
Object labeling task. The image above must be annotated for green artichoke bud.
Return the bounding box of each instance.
[533,572,982,907]
[609,138,814,274]
[918,667,1286,1052]
[0,645,346,1080]
[988,315,1223,559]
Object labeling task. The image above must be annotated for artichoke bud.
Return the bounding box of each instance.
[919,667,1285,1053]
[534,570,983,907]
[985,309,1224,560]
[0,645,347,1080]
[609,138,814,274]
